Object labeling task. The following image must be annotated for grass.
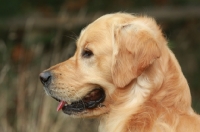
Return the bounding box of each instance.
[0,28,98,132]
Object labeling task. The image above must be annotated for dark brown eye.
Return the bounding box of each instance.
[82,49,93,58]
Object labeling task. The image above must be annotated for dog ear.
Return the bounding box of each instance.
[111,23,161,88]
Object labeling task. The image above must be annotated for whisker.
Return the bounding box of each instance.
[64,32,78,41]
[65,35,77,41]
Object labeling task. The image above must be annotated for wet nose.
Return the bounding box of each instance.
[39,71,52,87]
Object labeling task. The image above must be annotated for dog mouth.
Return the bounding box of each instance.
[53,88,106,115]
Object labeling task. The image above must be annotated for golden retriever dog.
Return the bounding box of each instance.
[39,13,200,132]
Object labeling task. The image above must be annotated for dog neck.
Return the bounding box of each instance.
[99,48,192,132]
[99,73,153,132]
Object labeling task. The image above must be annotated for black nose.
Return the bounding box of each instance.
[39,71,52,87]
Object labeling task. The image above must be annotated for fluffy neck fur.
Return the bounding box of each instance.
[99,47,192,132]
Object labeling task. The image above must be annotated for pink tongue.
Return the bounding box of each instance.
[57,101,66,111]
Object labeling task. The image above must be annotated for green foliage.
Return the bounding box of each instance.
[0,0,65,17]
[0,0,21,17]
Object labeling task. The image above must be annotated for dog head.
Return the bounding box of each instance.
[39,13,162,117]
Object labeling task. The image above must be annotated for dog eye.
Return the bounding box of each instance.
[82,49,93,58]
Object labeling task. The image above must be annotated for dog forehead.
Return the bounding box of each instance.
[77,21,111,48]
[76,13,137,48]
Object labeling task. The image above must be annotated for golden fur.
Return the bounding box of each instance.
[42,13,200,132]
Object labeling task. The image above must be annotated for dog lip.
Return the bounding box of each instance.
[61,88,106,115]
[52,96,61,102]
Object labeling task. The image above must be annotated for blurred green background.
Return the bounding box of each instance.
[0,0,200,132]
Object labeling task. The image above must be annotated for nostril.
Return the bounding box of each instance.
[39,71,52,86]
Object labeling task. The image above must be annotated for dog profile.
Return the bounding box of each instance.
[40,13,200,132]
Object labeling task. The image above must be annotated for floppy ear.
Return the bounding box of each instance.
[111,23,161,88]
